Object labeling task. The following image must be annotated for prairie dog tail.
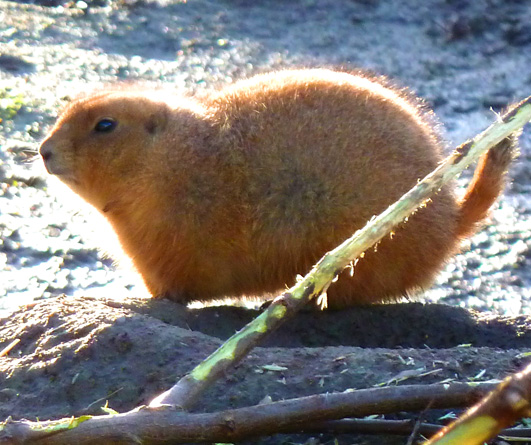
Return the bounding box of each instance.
[455,133,519,239]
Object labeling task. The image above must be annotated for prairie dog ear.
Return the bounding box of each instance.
[145,105,170,135]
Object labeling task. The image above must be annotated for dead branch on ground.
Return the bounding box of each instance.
[0,382,497,444]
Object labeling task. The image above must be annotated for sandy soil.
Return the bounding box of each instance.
[1,0,531,443]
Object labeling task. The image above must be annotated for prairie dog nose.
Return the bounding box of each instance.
[39,140,58,175]
[39,141,53,162]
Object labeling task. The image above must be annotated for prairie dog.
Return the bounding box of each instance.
[39,69,517,308]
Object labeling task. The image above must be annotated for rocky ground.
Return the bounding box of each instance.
[1,0,531,443]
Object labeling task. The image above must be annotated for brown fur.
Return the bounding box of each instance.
[39,69,517,308]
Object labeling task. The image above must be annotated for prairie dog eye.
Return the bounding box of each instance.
[94,118,117,133]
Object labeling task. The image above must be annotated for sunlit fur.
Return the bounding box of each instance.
[39,69,517,308]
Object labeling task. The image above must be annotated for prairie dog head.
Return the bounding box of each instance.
[39,91,172,209]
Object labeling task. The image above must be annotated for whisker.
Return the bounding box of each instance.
[21,148,39,155]
[22,154,41,164]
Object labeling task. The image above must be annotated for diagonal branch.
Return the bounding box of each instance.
[150,96,531,409]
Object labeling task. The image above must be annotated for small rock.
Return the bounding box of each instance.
[0,55,35,75]
[482,95,511,109]
[504,22,531,46]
